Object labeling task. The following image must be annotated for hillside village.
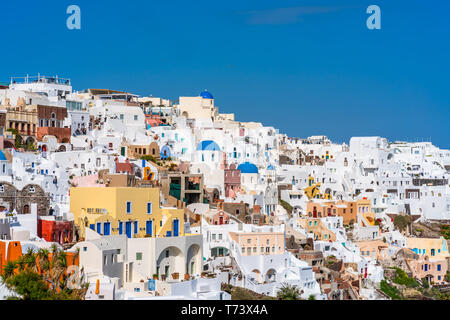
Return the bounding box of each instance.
[0,75,449,300]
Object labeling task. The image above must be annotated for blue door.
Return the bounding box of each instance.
[118,221,123,235]
[126,221,132,238]
[146,220,153,236]
[104,222,111,236]
[96,223,101,234]
[173,219,179,237]
[90,224,95,230]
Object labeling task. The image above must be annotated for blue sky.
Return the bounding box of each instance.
[1,0,449,148]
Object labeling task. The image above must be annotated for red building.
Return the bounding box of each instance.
[115,157,133,174]
[38,216,73,245]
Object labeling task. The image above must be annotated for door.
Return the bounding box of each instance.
[121,147,126,156]
[146,220,153,236]
[126,221,132,238]
[104,222,111,236]
[173,219,179,237]
[219,217,223,225]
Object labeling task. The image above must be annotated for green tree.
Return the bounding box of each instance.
[393,215,411,232]
[4,270,53,300]
[277,283,301,300]
[1,261,17,281]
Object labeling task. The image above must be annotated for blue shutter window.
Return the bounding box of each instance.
[126,201,132,214]
[104,222,111,236]
[173,219,179,237]
[118,221,123,235]
[147,202,152,214]
[126,221,132,238]
[90,224,95,231]
[437,264,441,271]
[134,221,138,234]
[146,220,153,236]
[96,223,101,234]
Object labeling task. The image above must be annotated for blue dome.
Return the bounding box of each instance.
[200,90,214,99]
[237,162,258,174]
[0,151,6,161]
[196,140,221,151]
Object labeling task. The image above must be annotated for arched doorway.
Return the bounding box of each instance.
[156,246,184,279]
[186,244,201,275]
[265,268,277,283]
[250,269,261,283]
[23,204,30,214]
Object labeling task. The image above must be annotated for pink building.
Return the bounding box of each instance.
[224,163,241,198]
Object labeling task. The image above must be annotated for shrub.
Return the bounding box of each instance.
[279,200,293,214]
[393,267,420,288]
[380,280,403,300]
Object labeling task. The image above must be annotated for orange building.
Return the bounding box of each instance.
[306,200,358,225]
[229,231,285,256]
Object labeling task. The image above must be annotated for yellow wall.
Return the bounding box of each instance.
[406,237,449,260]
[70,187,184,239]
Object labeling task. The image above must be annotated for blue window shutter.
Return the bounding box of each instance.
[173,219,179,237]
[90,224,95,230]
[104,222,110,236]
[126,222,132,238]
[134,221,138,234]
[146,220,153,236]
[147,202,152,214]
[118,222,123,234]
[96,223,101,234]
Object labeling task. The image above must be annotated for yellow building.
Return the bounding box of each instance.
[70,187,184,239]
[297,218,336,241]
[406,237,449,260]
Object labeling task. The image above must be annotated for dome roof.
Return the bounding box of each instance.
[196,140,221,151]
[0,151,7,161]
[200,90,214,99]
[237,162,258,174]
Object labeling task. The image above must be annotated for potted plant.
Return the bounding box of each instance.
[153,274,158,280]
[161,274,166,281]
[172,272,179,280]
[184,273,190,280]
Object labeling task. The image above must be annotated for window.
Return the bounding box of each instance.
[126,201,131,214]
[437,264,441,271]
[134,221,138,234]
[83,247,87,252]
[212,234,216,240]
[134,115,138,121]
[165,250,169,258]
[247,239,251,244]
[136,252,142,261]
[218,234,222,240]
[147,202,152,214]
[29,186,35,193]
